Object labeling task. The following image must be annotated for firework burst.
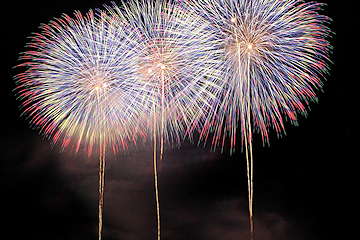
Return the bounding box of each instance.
[179,0,332,239]
[14,9,152,240]
[102,0,221,148]
[14,10,147,155]
[101,1,223,239]
[181,0,332,150]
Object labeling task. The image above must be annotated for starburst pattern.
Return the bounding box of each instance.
[14,10,157,240]
[101,2,223,239]
[102,0,221,147]
[180,0,332,150]
[14,10,148,155]
[179,0,332,239]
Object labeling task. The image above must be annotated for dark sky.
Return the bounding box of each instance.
[1,0,355,239]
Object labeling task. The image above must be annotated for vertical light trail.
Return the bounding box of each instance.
[96,83,107,240]
[234,24,254,239]
[153,97,161,240]
[160,65,165,161]
[246,49,254,240]
[98,146,106,240]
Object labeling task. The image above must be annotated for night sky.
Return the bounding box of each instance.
[1,0,355,239]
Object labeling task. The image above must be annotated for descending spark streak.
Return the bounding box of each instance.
[14,9,148,240]
[180,0,332,239]
[103,1,222,239]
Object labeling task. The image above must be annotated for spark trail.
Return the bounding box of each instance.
[180,0,332,239]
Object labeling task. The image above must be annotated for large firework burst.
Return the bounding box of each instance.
[102,1,222,239]
[181,0,332,150]
[14,10,147,155]
[102,0,221,148]
[14,9,152,240]
[179,0,332,239]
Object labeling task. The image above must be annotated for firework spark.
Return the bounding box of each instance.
[102,0,221,148]
[15,10,147,155]
[102,1,222,239]
[179,0,332,239]
[14,9,150,240]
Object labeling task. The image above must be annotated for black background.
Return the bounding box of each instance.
[1,0,355,239]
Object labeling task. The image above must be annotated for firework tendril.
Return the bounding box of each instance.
[179,0,332,239]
